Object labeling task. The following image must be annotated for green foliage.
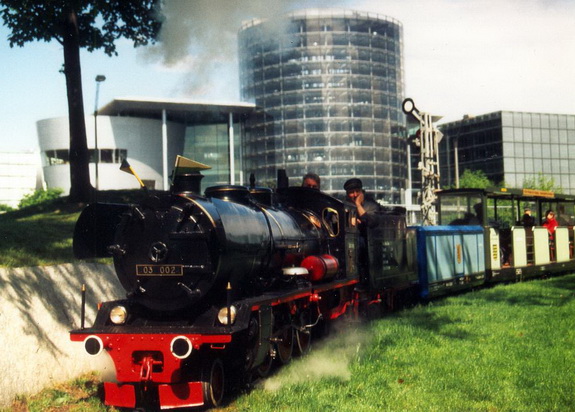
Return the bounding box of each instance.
[18,188,64,209]
[0,203,15,212]
[522,172,562,193]
[458,169,493,189]
[0,1,162,55]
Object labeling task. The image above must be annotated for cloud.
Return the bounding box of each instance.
[356,0,575,120]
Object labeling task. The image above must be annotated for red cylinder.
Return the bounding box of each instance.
[301,254,339,282]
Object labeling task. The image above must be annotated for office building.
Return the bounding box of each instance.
[439,111,575,194]
[0,151,43,208]
[238,9,406,201]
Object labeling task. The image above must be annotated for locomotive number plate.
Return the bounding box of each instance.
[136,265,184,276]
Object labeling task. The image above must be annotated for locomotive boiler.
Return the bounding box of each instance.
[75,172,349,312]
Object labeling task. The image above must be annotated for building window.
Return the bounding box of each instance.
[45,149,68,165]
[45,149,127,166]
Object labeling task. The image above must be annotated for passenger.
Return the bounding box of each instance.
[471,202,483,225]
[521,207,535,228]
[302,173,321,190]
[542,209,558,236]
[449,203,482,226]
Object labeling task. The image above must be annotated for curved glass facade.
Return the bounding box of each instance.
[239,9,406,201]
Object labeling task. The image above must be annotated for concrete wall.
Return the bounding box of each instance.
[0,263,123,406]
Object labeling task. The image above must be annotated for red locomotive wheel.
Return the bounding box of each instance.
[201,358,225,408]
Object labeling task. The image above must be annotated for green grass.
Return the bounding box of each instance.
[1,373,113,412]
[0,205,81,267]
[232,274,575,412]
[0,190,147,268]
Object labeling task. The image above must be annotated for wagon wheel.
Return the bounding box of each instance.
[201,358,225,408]
[276,325,294,364]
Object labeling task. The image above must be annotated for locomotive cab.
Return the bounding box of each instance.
[366,206,415,291]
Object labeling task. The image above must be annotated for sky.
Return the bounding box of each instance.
[1,0,574,152]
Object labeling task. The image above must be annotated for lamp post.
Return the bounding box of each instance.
[94,74,106,190]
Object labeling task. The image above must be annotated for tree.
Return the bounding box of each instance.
[457,169,493,189]
[522,172,562,193]
[0,1,162,202]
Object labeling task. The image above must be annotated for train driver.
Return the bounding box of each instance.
[344,178,380,287]
[344,178,379,229]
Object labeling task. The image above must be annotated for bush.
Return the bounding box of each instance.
[0,203,15,212]
[18,188,64,209]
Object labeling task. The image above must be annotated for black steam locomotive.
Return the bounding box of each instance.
[70,160,575,410]
[71,165,409,409]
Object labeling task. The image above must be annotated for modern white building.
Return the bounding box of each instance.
[0,151,43,208]
[37,97,256,195]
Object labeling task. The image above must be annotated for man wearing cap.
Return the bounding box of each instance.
[344,178,380,288]
[343,178,379,229]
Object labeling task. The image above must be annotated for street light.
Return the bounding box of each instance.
[94,74,106,190]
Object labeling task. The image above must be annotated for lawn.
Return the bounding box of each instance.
[0,190,145,268]
[231,274,575,412]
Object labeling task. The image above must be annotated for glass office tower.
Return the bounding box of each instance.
[439,111,575,194]
[239,9,406,201]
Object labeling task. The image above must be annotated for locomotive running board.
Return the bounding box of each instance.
[244,277,359,310]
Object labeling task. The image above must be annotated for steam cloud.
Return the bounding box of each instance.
[263,325,369,392]
[146,0,350,101]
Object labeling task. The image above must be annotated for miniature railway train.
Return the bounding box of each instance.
[70,169,575,410]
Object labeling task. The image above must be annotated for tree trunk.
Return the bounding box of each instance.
[62,9,94,203]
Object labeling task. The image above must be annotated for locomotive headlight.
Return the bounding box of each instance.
[84,335,104,356]
[171,336,193,359]
[109,305,128,325]
[217,306,237,325]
